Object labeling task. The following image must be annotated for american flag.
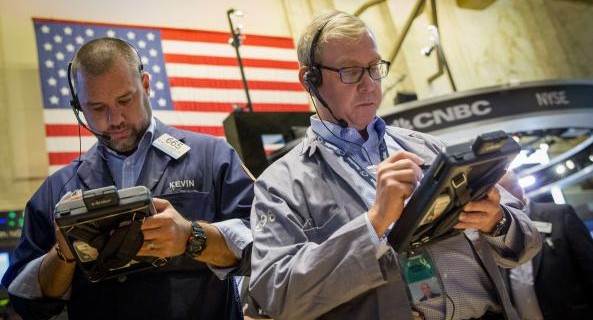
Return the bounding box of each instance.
[33,18,309,174]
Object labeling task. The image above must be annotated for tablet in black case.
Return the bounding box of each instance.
[388,131,521,253]
[55,185,165,282]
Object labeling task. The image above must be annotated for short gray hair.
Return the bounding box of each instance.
[70,37,143,87]
[297,10,372,67]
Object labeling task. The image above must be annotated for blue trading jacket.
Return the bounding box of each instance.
[2,120,254,320]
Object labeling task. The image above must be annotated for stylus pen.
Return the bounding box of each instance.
[367,163,431,175]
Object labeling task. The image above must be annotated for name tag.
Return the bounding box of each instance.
[532,220,552,234]
[153,133,190,159]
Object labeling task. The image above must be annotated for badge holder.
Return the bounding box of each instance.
[399,249,445,304]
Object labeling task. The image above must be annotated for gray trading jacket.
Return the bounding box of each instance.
[250,126,541,320]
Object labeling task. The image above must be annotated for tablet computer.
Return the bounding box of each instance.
[55,186,166,282]
[387,131,521,253]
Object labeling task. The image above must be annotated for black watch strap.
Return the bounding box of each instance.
[185,221,207,258]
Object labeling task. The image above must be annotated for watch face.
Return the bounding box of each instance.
[186,222,207,257]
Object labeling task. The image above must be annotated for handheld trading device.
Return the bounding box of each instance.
[388,131,521,252]
[55,186,166,282]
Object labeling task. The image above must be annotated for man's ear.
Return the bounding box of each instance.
[298,66,309,90]
[141,72,150,93]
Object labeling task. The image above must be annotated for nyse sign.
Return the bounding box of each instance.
[535,90,570,107]
[381,82,593,133]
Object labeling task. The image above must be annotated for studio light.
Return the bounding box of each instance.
[555,164,566,175]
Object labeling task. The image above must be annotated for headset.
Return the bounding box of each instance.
[67,38,144,140]
[303,21,348,128]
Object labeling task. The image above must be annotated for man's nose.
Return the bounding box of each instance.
[107,107,123,125]
[357,69,376,91]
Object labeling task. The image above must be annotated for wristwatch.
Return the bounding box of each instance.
[185,221,207,257]
[489,211,509,237]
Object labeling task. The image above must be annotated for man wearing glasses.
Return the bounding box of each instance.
[249,9,540,320]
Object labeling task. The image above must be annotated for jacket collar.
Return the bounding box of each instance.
[384,126,440,166]
[301,126,439,165]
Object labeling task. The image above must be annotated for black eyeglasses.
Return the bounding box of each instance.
[317,60,391,84]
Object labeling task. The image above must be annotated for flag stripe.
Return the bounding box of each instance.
[46,124,227,142]
[49,152,82,166]
[46,124,94,136]
[165,63,298,82]
[46,136,96,151]
[168,77,303,91]
[164,54,299,69]
[170,87,308,104]
[44,109,235,127]
[162,40,297,61]
[160,28,295,49]
[173,102,310,112]
[152,110,229,126]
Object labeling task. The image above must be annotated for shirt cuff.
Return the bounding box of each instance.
[208,218,252,279]
[364,212,391,259]
[8,254,71,300]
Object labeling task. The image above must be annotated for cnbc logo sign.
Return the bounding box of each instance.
[390,100,492,131]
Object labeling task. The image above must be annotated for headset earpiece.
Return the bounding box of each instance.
[70,98,81,111]
[304,67,322,88]
[67,62,82,111]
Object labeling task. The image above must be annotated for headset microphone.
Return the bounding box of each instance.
[306,78,348,128]
[71,105,111,141]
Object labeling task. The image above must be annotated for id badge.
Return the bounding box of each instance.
[399,250,444,303]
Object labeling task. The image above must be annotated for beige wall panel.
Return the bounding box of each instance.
[545,0,593,77]
[387,0,453,98]
[381,0,593,99]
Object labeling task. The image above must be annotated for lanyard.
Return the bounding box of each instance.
[317,137,389,188]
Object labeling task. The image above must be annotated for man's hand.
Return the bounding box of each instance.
[54,190,81,261]
[368,151,425,237]
[54,222,76,261]
[137,198,192,258]
[454,187,504,233]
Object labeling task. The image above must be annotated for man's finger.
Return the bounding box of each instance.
[141,215,165,231]
[458,211,485,224]
[152,197,171,211]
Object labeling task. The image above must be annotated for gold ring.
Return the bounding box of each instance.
[148,241,156,250]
